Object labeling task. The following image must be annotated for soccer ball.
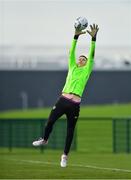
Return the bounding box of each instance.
[74,17,88,31]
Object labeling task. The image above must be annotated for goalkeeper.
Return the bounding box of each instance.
[33,24,99,167]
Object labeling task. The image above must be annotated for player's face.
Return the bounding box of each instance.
[77,56,87,67]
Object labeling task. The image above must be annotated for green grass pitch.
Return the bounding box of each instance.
[0,103,131,119]
[0,149,131,179]
[0,103,131,179]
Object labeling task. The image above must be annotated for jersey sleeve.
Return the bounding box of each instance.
[84,41,96,74]
[68,39,77,69]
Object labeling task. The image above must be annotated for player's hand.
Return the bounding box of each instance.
[87,24,99,38]
[75,29,86,36]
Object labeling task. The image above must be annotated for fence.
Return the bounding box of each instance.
[0,118,76,152]
[0,117,131,153]
[113,118,131,153]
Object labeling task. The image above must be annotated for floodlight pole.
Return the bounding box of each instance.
[20,91,28,110]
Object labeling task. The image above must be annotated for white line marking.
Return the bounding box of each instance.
[11,159,131,173]
[71,163,131,173]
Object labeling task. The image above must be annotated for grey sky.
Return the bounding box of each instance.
[0,0,131,47]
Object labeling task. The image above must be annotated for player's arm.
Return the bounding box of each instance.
[87,24,99,60]
[85,24,99,72]
[69,30,86,68]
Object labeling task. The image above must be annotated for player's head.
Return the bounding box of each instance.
[77,55,87,67]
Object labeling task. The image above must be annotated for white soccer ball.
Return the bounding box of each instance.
[74,17,88,31]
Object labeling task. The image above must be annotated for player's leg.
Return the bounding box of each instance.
[43,99,65,141]
[64,104,80,154]
[32,97,65,146]
[60,102,80,167]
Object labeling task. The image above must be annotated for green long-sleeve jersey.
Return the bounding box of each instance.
[62,38,96,97]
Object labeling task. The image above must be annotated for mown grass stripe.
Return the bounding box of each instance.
[10,159,131,173]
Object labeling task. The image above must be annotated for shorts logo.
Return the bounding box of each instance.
[52,106,56,110]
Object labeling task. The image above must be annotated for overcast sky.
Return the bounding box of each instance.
[0,0,131,47]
